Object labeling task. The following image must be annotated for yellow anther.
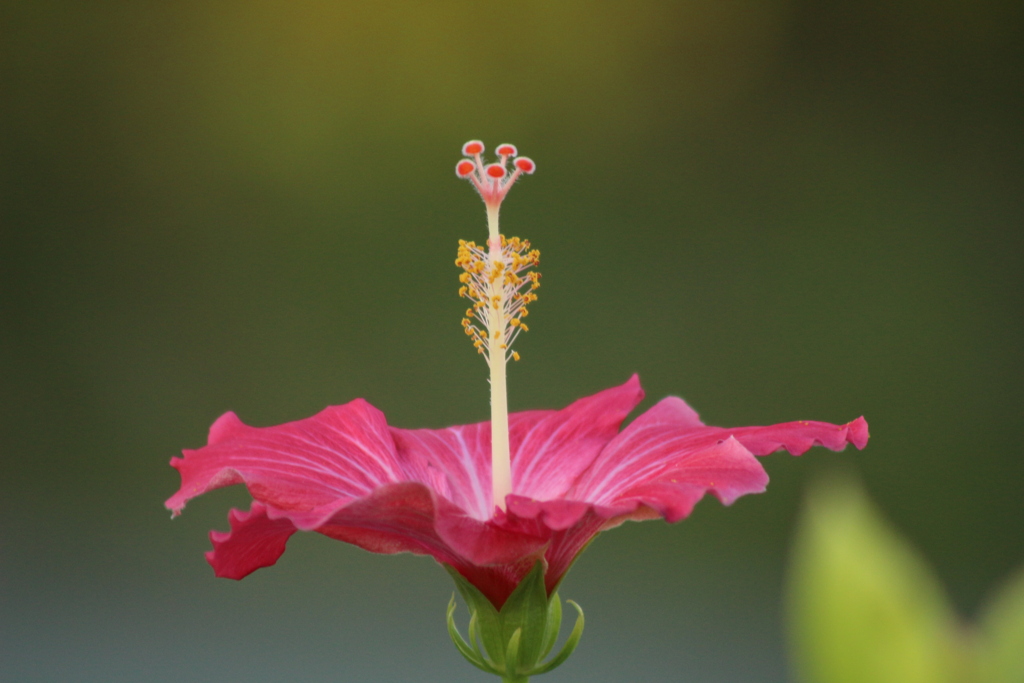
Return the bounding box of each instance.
[519,323,529,332]
[455,232,539,364]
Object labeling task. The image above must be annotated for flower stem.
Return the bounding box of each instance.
[487,203,512,512]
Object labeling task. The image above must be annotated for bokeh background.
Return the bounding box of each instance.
[2,1,1021,681]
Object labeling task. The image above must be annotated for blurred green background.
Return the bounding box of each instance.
[1,1,1021,681]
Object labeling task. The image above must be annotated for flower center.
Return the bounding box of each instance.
[454,141,538,512]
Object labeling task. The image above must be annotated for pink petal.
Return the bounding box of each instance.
[505,436,769,594]
[310,483,551,608]
[534,443,763,593]
[602,436,769,520]
[166,399,407,515]
[312,482,548,567]
[727,415,871,455]
[389,423,493,520]
[511,375,645,500]
[505,496,594,531]
[203,483,551,606]
[206,502,298,579]
[389,376,644,518]
[570,396,865,507]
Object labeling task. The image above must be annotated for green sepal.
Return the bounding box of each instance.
[530,600,585,676]
[539,591,563,660]
[447,595,498,675]
[497,561,549,672]
[468,610,501,670]
[505,627,522,672]
[446,565,507,668]
[445,561,586,681]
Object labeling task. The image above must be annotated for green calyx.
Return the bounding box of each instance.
[445,562,585,683]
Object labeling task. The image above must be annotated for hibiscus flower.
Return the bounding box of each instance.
[166,141,868,613]
[165,375,868,608]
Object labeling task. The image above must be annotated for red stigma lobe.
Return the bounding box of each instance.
[514,157,536,174]
[462,140,484,156]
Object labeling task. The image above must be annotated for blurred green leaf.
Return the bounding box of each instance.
[788,478,964,683]
[978,567,1024,683]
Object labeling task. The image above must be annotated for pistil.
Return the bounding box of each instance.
[455,142,538,513]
